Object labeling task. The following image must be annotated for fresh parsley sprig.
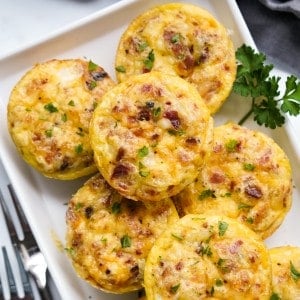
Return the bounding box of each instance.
[233,44,300,129]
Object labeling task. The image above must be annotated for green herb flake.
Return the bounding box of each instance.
[199,189,216,200]
[246,217,254,224]
[170,283,180,294]
[238,203,252,210]
[218,221,229,236]
[215,279,223,287]
[45,129,53,137]
[138,146,149,158]
[75,144,83,154]
[112,202,121,214]
[152,106,161,119]
[167,129,185,136]
[171,33,183,44]
[115,65,126,73]
[75,202,83,210]
[270,293,281,300]
[243,163,255,171]
[61,113,67,122]
[88,60,98,71]
[210,286,215,296]
[290,261,300,281]
[88,81,97,90]
[217,258,230,273]
[68,100,75,106]
[64,247,75,256]
[143,49,155,71]
[137,41,148,52]
[44,103,58,113]
[100,236,107,244]
[120,235,131,248]
[225,139,239,153]
[171,233,183,241]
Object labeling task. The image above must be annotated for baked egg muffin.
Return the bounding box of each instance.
[269,246,300,300]
[174,123,292,239]
[7,59,115,179]
[144,214,272,299]
[115,2,236,114]
[65,173,179,293]
[89,71,213,202]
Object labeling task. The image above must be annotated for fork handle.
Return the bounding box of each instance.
[39,286,53,300]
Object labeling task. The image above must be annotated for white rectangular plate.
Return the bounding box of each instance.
[0,1,299,299]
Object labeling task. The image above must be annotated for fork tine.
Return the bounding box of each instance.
[0,247,10,300]
[0,198,25,299]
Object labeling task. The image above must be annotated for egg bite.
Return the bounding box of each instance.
[89,71,213,202]
[174,122,292,239]
[269,246,300,299]
[144,214,272,299]
[115,2,236,114]
[7,59,115,179]
[65,173,179,293]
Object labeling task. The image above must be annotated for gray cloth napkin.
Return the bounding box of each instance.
[259,0,300,18]
[237,0,300,77]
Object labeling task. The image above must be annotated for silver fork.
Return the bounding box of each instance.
[0,183,52,300]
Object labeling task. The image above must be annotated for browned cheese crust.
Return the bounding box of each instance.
[115,2,236,114]
[65,173,179,294]
[89,71,213,201]
[174,123,292,239]
[7,59,115,179]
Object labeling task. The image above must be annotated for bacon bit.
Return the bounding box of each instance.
[141,84,163,97]
[198,46,209,64]
[32,132,42,141]
[116,147,125,161]
[213,144,223,153]
[258,149,272,165]
[135,249,142,255]
[66,207,78,223]
[111,163,130,179]
[133,128,144,137]
[71,233,82,247]
[60,157,70,171]
[185,137,199,144]
[130,265,139,275]
[244,184,263,199]
[138,107,151,121]
[175,261,183,271]
[151,133,160,140]
[85,206,94,219]
[229,240,243,254]
[210,172,225,184]
[179,55,194,71]
[164,110,181,129]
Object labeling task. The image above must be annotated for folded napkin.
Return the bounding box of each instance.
[237,0,300,77]
[259,0,300,18]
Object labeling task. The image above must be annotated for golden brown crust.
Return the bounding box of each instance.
[89,71,213,201]
[65,173,179,293]
[7,59,115,179]
[174,123,292,239]
[269,246,300,299]
[115,2,236,113]
[144,214,272,299]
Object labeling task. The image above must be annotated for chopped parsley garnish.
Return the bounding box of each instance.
[138,162,149,177]
[88,81,97,90]
[64,247,75,256]
[225,139,239,152]
[217,258,230,273]
[218,221,228,236]
[44,103,58,113]
[290,261,300,281]
[61,113,67,122]
[137,41,148,52]
[171,33,183,44]
[215,279,223,286]
[138,146,149,158]
[88,60,98,71]
[246,217,254,224]
[270,293,281,300]
[112,202,121,214]
[238,203,252,210]
[170,283,180,294]
[115,65,126,73]
[171,233,183,241]
[68,100,75,106]
[234,44,300,128]
[45,129,53,137]
[120,235,131,248]
[198,244,212,257]
[152,106,161,118]
[199,189,216,200]
[167,128,185,136]
[75,202,83,210]
[143,49,155,71]
[75,144,83,154]
[243,163,255,171]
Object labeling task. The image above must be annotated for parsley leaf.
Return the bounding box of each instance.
[290,261,300,281]
[234,44,300,128]
[120,235,131,248]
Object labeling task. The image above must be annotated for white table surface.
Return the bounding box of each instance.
[0,0,121,59]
